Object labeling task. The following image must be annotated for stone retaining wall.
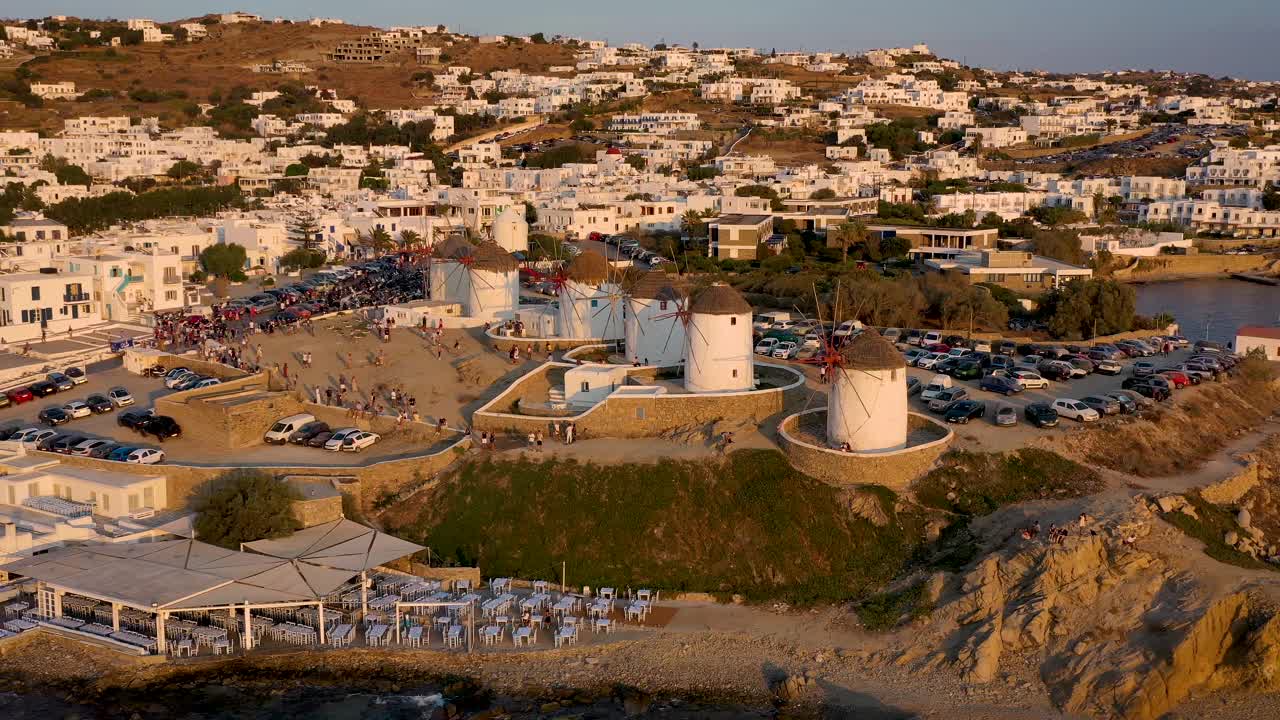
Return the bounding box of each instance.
[778,410,953,491]
[40,437,468,514]
[473,362,805,439]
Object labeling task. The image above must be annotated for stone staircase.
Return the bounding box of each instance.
[548,386,566,406]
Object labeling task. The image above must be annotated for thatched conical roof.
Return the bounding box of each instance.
[629,272,689,302]
[434,234,474,260]
[690,283,751,316]
[466,242,519,273]
[839,328,906,371]
[565,249,610,284]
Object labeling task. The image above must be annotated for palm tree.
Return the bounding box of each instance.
[832,220,868,264]
[680,210,706,239]
[399,229,422,251]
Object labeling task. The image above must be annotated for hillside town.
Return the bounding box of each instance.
[0,9,1279,720]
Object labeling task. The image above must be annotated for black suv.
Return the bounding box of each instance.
[1024,403,1060,428]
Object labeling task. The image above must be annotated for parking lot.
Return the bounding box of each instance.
[899,345,1216,450]
[0,359,447,468]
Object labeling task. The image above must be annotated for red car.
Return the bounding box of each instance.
[925,343,951,353]
[6,387,34,404]
[1157,369,1191,389]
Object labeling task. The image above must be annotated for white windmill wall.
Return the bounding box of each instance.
[588,282,626,341]
[626,297,686,366]
[493,208,529,254]
[827,367,908,453]
[466,268,519,320]
[684,310,753,393]
[557,280,597,339]
[431,260,470,304]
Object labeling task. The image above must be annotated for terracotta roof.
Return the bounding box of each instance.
[565,249,611,284]
[839,329,906,371]
[628,272,689,302]
[1238,326,1280,341]
[690,283,751,315]
[466,242,519,273]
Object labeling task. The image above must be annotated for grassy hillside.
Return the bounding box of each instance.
[386,449,929,604]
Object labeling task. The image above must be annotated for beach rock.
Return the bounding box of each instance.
[1237,508,1252,529]
[1156,495,1184,513]
[1225,531,1239,546]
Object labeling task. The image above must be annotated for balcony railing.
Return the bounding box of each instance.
[63,292,89,303]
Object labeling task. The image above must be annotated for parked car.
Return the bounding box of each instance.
[944,399,986,424]
[903,348,929,366]
[38,407,71,426]
[1157,369,1193,388]
[73,439,112,456]
[36,433,67,452]
[64,366,88,385]
[928,387,969,413]
[1132,360,1157,377]
[1114,388,1156,409]
[951,361,983,380]
[51,434,89,454]
[997,369,1049,389]
[916,352,948,370]
[88,442,122,459]
[922,331,943,346]
[47,373,75,392]
[906,377,922,397]
[142,365,168,378]
[118,409,154,431]
[1079,395,1122,416]
[341,431,381,452]
[979,375,1023,396]
[1093,359,1123,376]
[1065,356,1094,375]
[141,416,182,441]
[85,394,114,414]
[920,374,954,401]
[970,340,993,354]
[754,338,780,355]
[164,371,197,389]
[307,431,335,449]
[288,421,331,445]
[6,387,34,404]
[265,413,317,445]
[1122,379,1170,401]
[107,446,137,462]
[324,428,362,451]
[30,381,58,397]
[62,401,92,419]
[1052,399,1100,422]
[1175,363,1215,382]
[997,340,1018,356]
[771,341,799,359]
[1037,361,1075,382]
[986,355,1016,373]
[126,448,165,465]
[1105,392,1138,414]
[1024,403,1060,428]
[108,387,135,407]
[946,347,973,359]
[993,404,1018,427]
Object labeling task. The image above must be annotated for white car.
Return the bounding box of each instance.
[73,439,112,456]
[916,352,948,370]
[754,338,780,355]
[998,369,1049,389]
[1174,363,1214,382]
[11,427,41,445]
[341,431,380,452]
[946,348,972,359]
[65,367,89,385]
[1052,398,1100,423]
[126,448,165,465]
[922,331,943,346]
[772,341,799,359]
[164,371,197,389]
[62,401,92,419]
[194,378,222,388]
[801,333,821,349]
[324,428,362,451]
[108,387,135,407]
[21,429,57,449]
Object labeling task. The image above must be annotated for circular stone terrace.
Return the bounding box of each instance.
[778,408,954,491]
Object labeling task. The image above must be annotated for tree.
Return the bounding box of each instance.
[1030,205,1087,227]
[166,159,203,181]
[524,202,538,225]
[199,243,248,280]
[1040,278,1136,340]
[399,229,422,250]
[1032,229,1085,265]
[193,471,300,550]
[829,220,868,263]
[359,227,394,254]
[40,154,92,187]
[280,247,326,271]
[734,184,783,211]
[809,188,837,200]
[284,163,310,177]
[680,209,707,238]
[1263,183,1280,212]
[288,211,321,251]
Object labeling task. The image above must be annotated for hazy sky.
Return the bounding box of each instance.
[15,0,1280,80]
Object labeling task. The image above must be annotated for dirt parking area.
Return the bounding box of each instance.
[904,347,1209,451]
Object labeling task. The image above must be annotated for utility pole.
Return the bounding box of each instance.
[561,561,567,593]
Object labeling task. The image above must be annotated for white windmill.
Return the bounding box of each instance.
[492,205,530,254]
[625,272,689,366]
[827,329,908,453]
[681,283,754,393]
[556,250,619,340]
[428,235,475,304]
[460,242,521,320]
